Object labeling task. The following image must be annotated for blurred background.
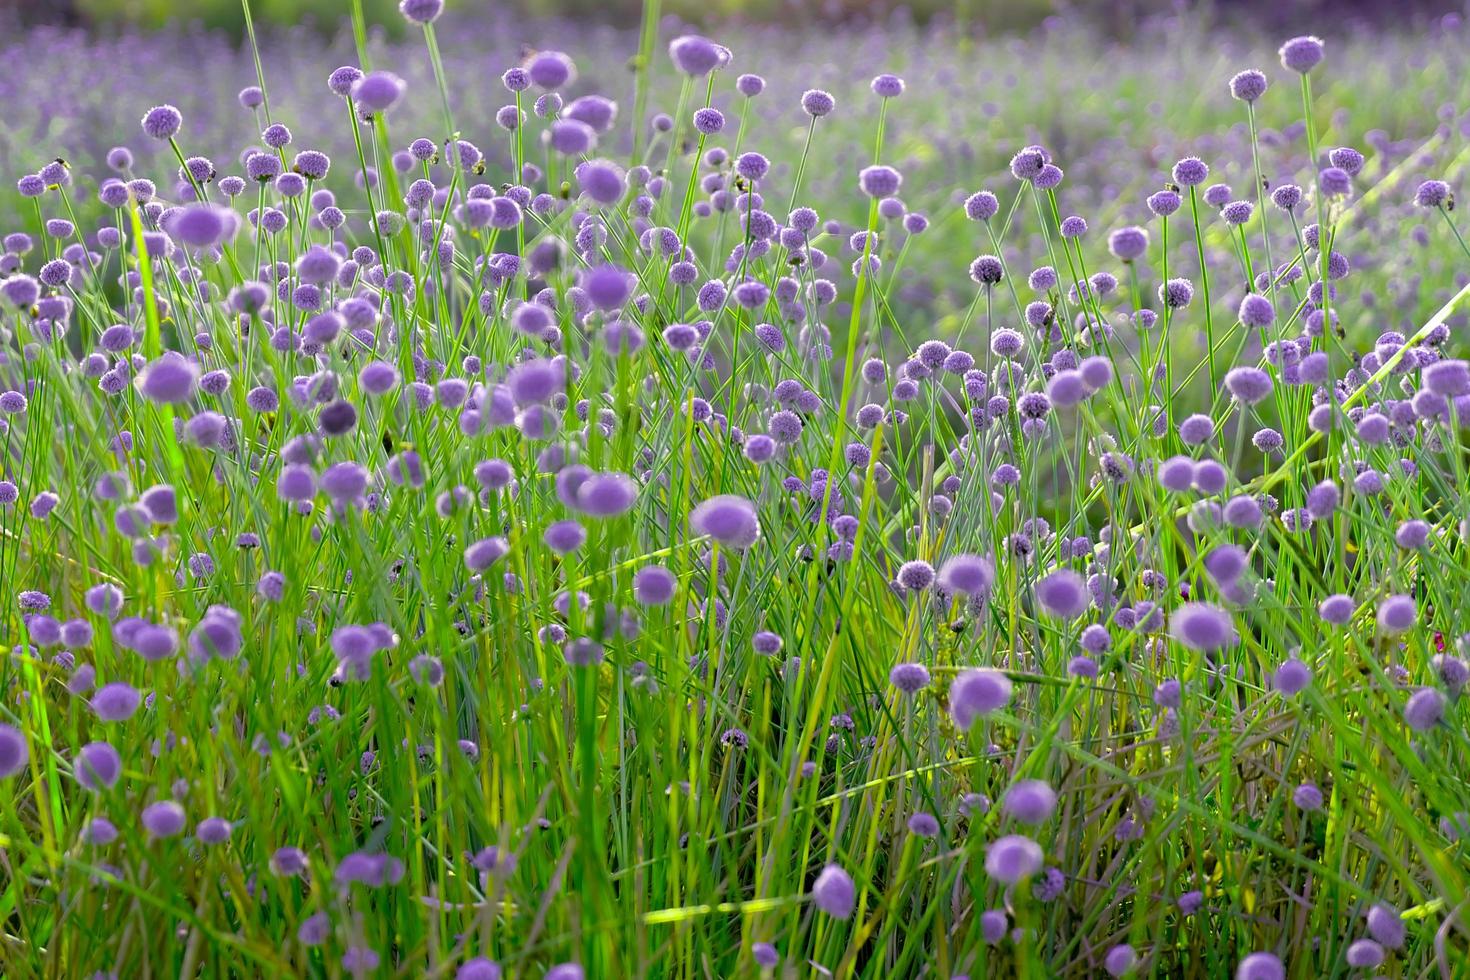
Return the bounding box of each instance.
[4,0,1464,35]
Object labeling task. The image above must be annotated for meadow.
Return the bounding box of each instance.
[0,1,1469,977]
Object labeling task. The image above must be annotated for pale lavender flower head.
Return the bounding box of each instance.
[1230,69,1268,102]
[75,741,122,791]
[950,669,1012,730]
[141,800,186,838]
[690,495,760,549]
[811,864,855,918]
[1278,35,1325,74]
[0,724,28,777]
[1035,569,1089,619]
[984,834,1043,883]
[1002,780,1057,824]
[1170,603,1235,652]
[668,35,728,76]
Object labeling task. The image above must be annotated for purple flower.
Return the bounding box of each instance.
[950,669,1012,730]
[811,864,855,918]
[984,834,1043,883]
[1170,603,1235,652]
[75,741,122,791]
[352,71,406,114]
[140,800,186,838]
[1279,35,1325,73]
[937,554,994,596]
[690,495,760,549]
[668,35,727,76]
[141,105,182,140]
[1002,780,1057,824]
[0,724,28,778]
[1035,569,1089,619]
[1235,952,1284,980]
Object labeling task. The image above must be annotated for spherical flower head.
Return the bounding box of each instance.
[1403,687,1444,731]
[1271,183,1304,211]
[1224,366,1273,404]
[1279,35,1325,73]
[889,661,930,694]
[141,104,183,140]
[969,254,1004,286]
[525,50,576,89]
[1238,293,1275,328]
[1159,277,1194,308]
[1292,782,1324,811]
[965,190,999,221]
[907,811,940,838]
[1318,593,1355,625]
[897,560,935,591]
[1366,903,1406,948]
[985,834,1043,883]
[1059,215,1087,237]
[1344,939,1383,970]
[548,119,596,156]
[868,72,906,97]
[141,800,186,838]
[938,554,994,597]
[950,669,1012,730]
[736,152,770,182]
[1230,69,1269,102]
[464,536,510,572]
[1104,944,1137,977]
[1147,190,1181,216]
[811,864,855,918]
[329,65,364,96]
[1172,157,1209,186]
[135,353,198,405]
[197,817,232,844]
[398,0,443,22]
[1009,147,1047,181]
[1107,226,1149,261]
[1170,602,1235,652]
[456,958,502,980]
[633,565,676,605]
[1002,780,1057,824]
[691,106,724,135]
[1274,658,1311,695]
[736,73,765,96]
[353,71,406,114]
[1376,594,1416,634]
[1415,179,1452,208]
[859,165,902,198]
[1031,565,1090,620]
[668,35,728,76]
[75,741,122,791]
[1177,413,1214,446]
[1235,952,1284,980]
[792,87,835,119]
[501,66,531,92]
[1424,358,1470,396]
[576,472,638,517]
[543,519,586,555]
[690,494,760,549]
[0,724,27,778]
[1319,166,1352,197]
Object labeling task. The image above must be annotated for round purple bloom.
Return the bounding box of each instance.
[75,742,122,791]
[141,800,186,838]
[1035,569,1089,619]
[1170,603,1235,652]
[811,864,855,918]
[141,105,182,140]
[950,669,1012,730]
[1279,35,1325,73]
[984,834,1043,883]
[690,495,760,549]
